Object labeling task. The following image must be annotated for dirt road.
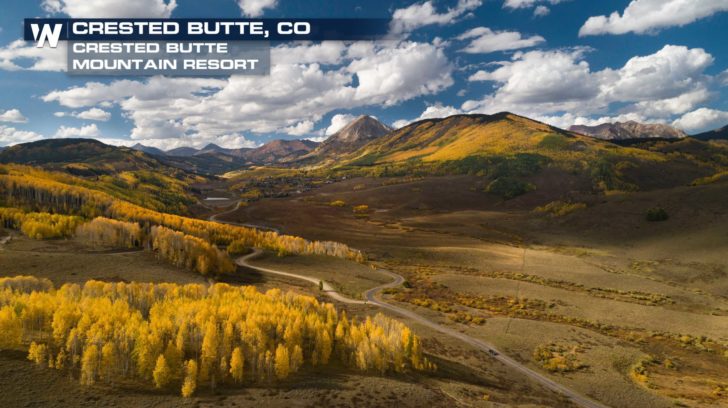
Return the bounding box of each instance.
[236,249,608,408]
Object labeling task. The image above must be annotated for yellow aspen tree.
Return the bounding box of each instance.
[200,321,219,388]
[80,344,100,385]
[0,306,22,349]
[101,342,117,382]
[163,342,183,379]
[230,347,244,383]
[274,344,290,380]
[181,359,198,397]
[290,345,304,373]
[153,355,172,389]
[318,331,332,365]
[27,342,47,366]
[411,336,422,370]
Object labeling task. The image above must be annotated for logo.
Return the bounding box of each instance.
[31,23,63,48]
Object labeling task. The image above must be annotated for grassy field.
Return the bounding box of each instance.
[219,175,728,408]
[0,232,575,408]
[249,252,391,299]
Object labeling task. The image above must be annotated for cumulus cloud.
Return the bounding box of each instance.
[391,103,462,129]
[237,0,277,17]
[55,108,111,121]
[503,0,566,16]
[503,0,564,8]
[42,41,454,148]
[533,6,550,17]
[54,124,101,138]
[457,27,545,53]
[0,126,43,146]
[391,0,482,33]
[325,114,356,136]
[42,0,176,18]
[283,120,315,136]
[672,108,728,133]
[0,109,28,123]
[0,40,66,72]
[579,0,728,36]
[464,45,718,127]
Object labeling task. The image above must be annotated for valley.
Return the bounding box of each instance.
[0,112,727,408]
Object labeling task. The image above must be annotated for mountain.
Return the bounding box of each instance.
[166,147,200,157]
[244,139,318,165]
[569,121,687,140]
[0,138,204,213]
[693,125,728,141]
[297,115,391,164]
[0,138,171,174]
[331,112,728,193]
[131,143,166,156]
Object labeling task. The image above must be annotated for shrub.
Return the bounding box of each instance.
[329,200,346,207]
[535,201,587,217]
[486,177,534,199]
[645,207,669,222]
[353,205,369,214]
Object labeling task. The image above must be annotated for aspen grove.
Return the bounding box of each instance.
[0,276,433,397]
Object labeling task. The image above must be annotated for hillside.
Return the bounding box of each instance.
[297,115,391,165]
[243,139,318,164]
[694,125,728,140]
[332,113,726,193]
[0,139,205,214]
[570,121,687,140]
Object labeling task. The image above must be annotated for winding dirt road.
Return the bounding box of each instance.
[236,249,608,408]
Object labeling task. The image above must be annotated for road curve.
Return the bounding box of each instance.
[236,248,608,408]
[209,200,281,233]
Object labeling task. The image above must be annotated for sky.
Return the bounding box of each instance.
[1,0,728,149]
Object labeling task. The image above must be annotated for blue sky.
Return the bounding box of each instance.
[1,0,728,149]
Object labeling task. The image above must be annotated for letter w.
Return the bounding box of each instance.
[31,24,63,48]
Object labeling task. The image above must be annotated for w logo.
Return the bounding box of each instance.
[31,23,63,48]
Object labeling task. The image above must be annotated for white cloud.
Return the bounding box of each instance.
[0,109,28,123]
[42,41,454,148]
[392,119,411,129]
[325,114,356,136]
[237,0,277,17]
[391,0,482,33]
[0,126,43,146]
[463,45,717,126]
[0,40,66,72]
[283,120,314,136]
[42,0,176,17]
[457,27,545,53]
[54,124,101,138]
[390,103,462,129]
[54,109,112,121]
[503,0,565,8]
[579,0,728,36]
[672,108,728,133]
[533,6,550,17]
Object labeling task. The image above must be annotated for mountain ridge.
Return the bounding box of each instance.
[569,121,687,140]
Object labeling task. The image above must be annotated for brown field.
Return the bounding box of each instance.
[216,175,728,408]
[0,232,573,408]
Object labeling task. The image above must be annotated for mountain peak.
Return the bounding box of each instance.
[569,121,687,140]
[325,115,392,145]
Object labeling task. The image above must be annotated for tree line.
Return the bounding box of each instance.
[1,212,233,277]
[0,276,432,397]
[0,170,364,262]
